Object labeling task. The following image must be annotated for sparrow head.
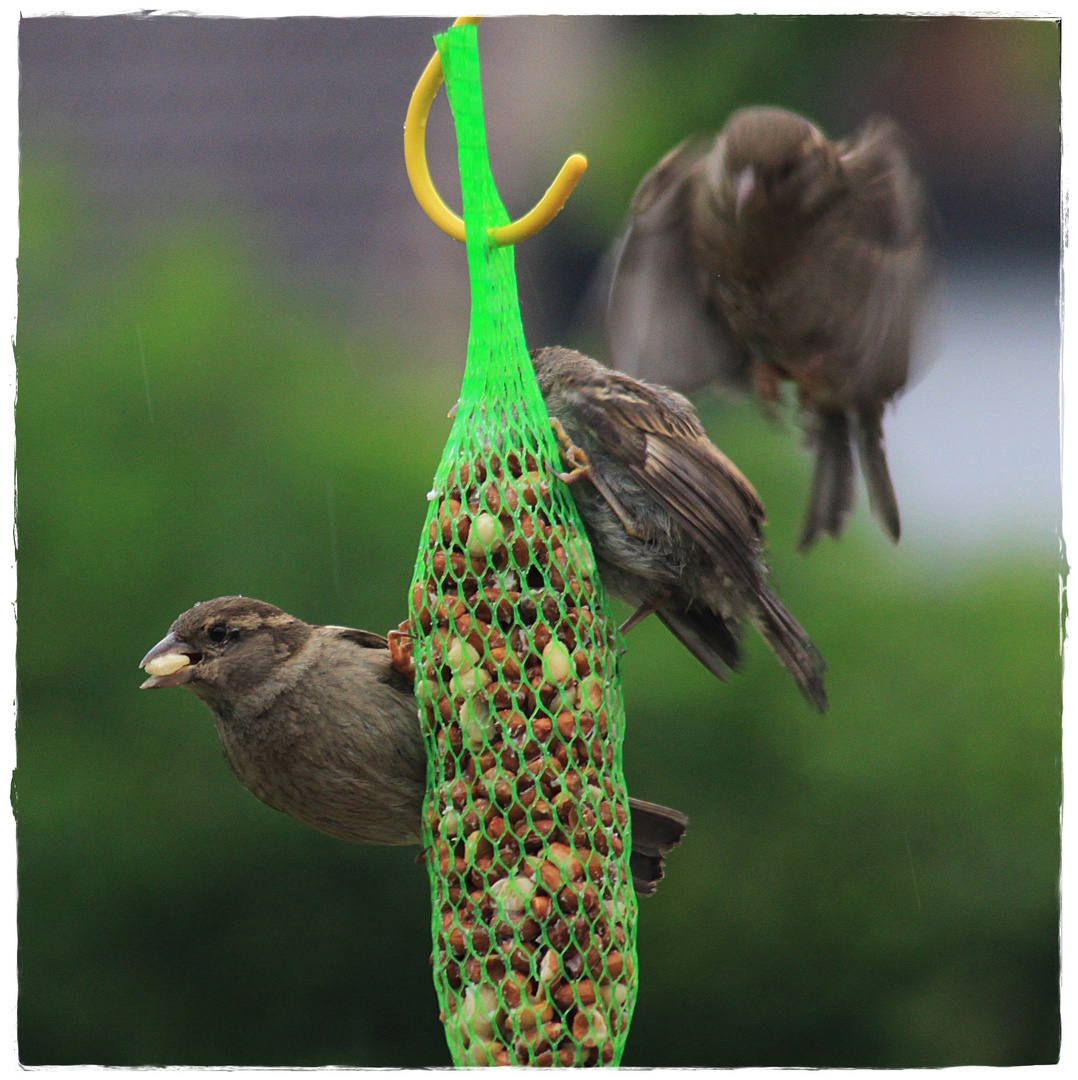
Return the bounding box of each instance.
[139,596,312,704]
[531,345,595,393]
[720,107,842,221]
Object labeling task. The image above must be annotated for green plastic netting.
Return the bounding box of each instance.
[390,23,638,1069]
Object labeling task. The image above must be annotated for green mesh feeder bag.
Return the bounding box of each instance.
[389,23,638,1068]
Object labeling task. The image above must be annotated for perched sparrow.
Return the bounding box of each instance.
[140,596,688,895]
[532,345,826,712]
[608,107,936,550]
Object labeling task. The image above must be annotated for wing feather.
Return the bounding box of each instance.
[321,626,390,650]
[608,136,753,392]
[571,368,768,588]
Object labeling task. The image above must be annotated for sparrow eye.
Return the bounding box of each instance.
[207,624,229,644]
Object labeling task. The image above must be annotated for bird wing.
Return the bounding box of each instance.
[322,626,390,650]
[608,136,754,393]
[807,117,937,402]
[316,624,426,785]
[322,626,421,696]
[571,368,767,585]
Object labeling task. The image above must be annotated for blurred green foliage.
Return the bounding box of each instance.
[553,16,1060,256]
[16,127,1059,1068]
[572,15,901,236]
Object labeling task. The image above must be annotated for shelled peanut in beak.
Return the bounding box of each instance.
[139,632,198,689]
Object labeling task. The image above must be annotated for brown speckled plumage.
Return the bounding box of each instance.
[533,346,826,711]
[141,596,688,893]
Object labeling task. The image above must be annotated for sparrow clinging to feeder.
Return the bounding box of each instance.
[532,345,827,711]
[139,596,689,895]
[607,106,937,550]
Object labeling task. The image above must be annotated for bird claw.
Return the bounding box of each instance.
[550,417,590,476]
[556,464,593,487]
[551,417,598,485]
[550,418,645,539]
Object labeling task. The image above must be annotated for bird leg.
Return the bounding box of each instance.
[794,354,834,409]
[753,361,785,421]
[619,594,670,635]
[549,420,647,541]
[754,361,783,404]
[549,417,591,484]
[548,417,645,539]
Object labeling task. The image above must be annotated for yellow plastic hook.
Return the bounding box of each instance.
[404,15,588,247]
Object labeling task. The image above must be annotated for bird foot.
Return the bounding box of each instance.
[754,362,785,422]
[794,354,835,408]
[754,361,783,404]
[556,465,590,485]
[550,417,646,540]
[550,417,591,483]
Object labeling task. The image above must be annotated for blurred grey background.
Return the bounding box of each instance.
[17,13,1061,1068]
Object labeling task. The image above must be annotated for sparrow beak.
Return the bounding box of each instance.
[734,166,757,219]
[139,632,200,689]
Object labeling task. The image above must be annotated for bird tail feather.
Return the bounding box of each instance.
[656,606,741,681]
[752,585,828,712]
[627,797,689,896]
[855,405,901,543]
[799,410,855,551]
